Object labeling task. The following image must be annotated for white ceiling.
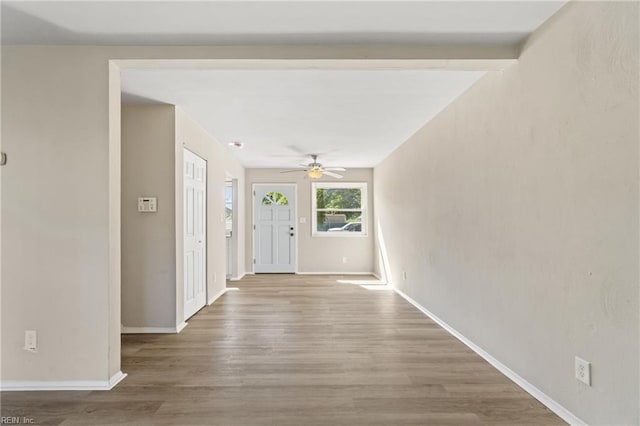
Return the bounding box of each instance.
[2,1,566,46]
[122,69,485,167]
[3,0,568,168]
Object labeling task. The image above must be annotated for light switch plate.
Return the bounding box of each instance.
[299,217,306,224]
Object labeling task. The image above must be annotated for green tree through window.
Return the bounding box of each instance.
[262,192,289,206]
[316,188,361,210]
[312,183,367,234]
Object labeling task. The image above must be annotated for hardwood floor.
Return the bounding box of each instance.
[2,274,564,425]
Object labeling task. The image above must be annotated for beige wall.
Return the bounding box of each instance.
[175,107,245,315]
[121,104,177,329]
[245,168,374,273]
[374,2,639,424]
[2,46,113,383]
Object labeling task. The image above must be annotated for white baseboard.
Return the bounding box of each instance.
[296,271,377,276]
[121,323,187,334]
[229,273,246,281]
[393,287,586,426]
[372,272,384,282]
[1,371,127,392]
[108,371,128,389]
[208,288,227,305]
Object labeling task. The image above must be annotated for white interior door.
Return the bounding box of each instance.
[254,184,296,273]
[184,149,207,320]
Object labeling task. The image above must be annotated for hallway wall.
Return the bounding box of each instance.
[175,107,246,311]
[374,2,639,424]
[121,104,178,329]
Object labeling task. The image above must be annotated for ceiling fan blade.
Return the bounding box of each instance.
[285,145,308,155]
[280,169,307,173]
[322,171,344,179]
[323,167,346,172]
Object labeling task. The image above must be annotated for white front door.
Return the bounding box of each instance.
[184,149,207,320]
[254,184,296,273]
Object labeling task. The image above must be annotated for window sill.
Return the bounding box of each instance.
[312,232,368,238]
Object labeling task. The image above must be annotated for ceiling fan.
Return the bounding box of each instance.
[280,155,346,179]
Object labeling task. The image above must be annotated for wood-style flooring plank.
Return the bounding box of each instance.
[1,274,564,425]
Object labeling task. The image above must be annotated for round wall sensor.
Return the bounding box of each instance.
[228,141,244,149]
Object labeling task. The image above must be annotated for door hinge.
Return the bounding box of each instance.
[253,224,256,230]
[253,258,256,264]
[253,190,256,196]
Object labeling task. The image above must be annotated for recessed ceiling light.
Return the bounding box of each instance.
[228,141,244,149]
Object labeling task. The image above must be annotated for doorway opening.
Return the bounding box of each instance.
[225,178,239,279]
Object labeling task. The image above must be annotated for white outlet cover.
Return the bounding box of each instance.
[24,330,37,352]
[575,356,591,386]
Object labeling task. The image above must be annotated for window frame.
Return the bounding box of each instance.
[224,181,233,235]
[311,182,368,237]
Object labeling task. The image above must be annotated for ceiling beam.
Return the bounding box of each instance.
[110,45,518,72]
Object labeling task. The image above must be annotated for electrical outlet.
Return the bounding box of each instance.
[575,356,591,386]
[24,330,37,352]
[342,257,347,264]
[402,271,407,280]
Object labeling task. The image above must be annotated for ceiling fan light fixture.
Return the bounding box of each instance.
[307,168,323,179]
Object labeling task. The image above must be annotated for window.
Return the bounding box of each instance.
[262,191,289,206]
[312,182,367,236]
[224,182,233,236]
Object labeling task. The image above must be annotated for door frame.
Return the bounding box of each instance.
[252,183,298,274]
[224,177,239,279]
[183,147,208,321]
